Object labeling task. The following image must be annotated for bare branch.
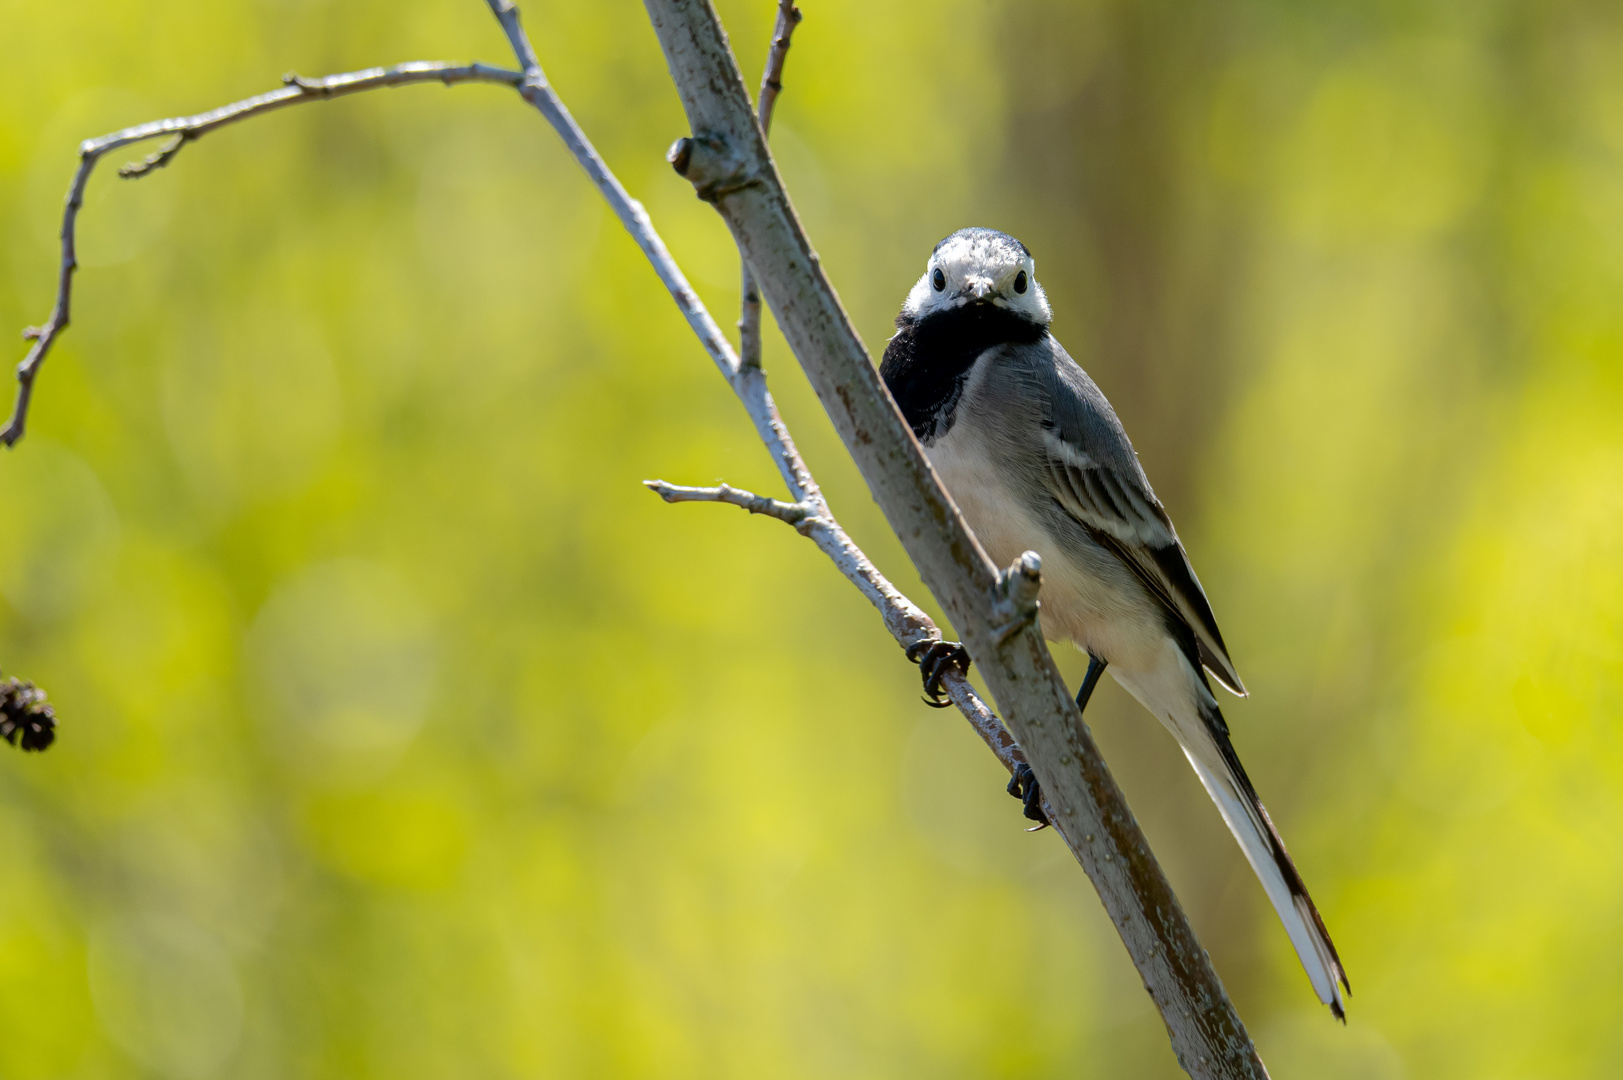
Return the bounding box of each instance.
[644,480,812,526]
[118,134,188,179]
[4,60,525,448]
[739,0,802,371]
[756,0,804,130]
[643,2,1268,1076]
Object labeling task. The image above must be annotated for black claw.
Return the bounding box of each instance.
[1006,762,1049,828]
[906,639,971,707]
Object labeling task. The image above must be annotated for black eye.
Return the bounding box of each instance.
[1014,270,1028,294]
[932,268,946,291]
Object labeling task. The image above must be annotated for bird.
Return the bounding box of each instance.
[881,227,1348,1020]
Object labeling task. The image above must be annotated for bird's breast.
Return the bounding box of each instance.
[925,424,1040,574]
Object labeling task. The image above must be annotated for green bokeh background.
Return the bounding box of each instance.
[1,0,1620,1076]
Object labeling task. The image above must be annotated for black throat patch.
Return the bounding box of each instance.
[880,302,1047,443]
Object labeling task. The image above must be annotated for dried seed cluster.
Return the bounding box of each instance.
[0,677,55,751]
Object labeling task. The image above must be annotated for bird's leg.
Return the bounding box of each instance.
[1008,653,1107,828]
[1074,652,1107,713]
[905,638,971,708]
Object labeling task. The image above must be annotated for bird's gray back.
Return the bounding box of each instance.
[946,338,1149,584]
[960,335,1158,512]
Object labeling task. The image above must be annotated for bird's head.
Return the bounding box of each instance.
[902,227,1051,327]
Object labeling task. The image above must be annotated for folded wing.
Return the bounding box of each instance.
[1039,424,1247,696]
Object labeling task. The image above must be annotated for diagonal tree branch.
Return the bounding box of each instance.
[3,60,526,448]
[641,2,1269,1077]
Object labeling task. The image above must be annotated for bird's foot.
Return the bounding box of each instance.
[905,638,971,708]
[1006,762,1049,830]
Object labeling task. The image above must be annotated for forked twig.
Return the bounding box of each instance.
[4,60,523,448]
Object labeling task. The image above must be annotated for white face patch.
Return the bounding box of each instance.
[902,229,1052,326]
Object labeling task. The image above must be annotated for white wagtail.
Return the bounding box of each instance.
[883,227,1348,1019]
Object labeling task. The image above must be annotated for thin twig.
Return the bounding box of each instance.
[645,480,812,526]
[4,60,523,448]
[755,0,803,128]
[739,0,801,371]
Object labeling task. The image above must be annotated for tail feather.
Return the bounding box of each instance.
[1183,708,1349,1020]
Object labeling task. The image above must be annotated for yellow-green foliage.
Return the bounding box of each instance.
[0,1,1619,1077]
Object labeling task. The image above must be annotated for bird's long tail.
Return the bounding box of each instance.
[1181,702,1349,1020]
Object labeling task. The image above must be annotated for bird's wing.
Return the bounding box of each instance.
[1035,366,1246,696]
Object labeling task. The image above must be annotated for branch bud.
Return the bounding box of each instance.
[991,551,1043,647]
[667,132,754,202]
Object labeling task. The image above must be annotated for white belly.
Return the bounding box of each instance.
[925,423,1172,677]
[926,427,1042,572]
